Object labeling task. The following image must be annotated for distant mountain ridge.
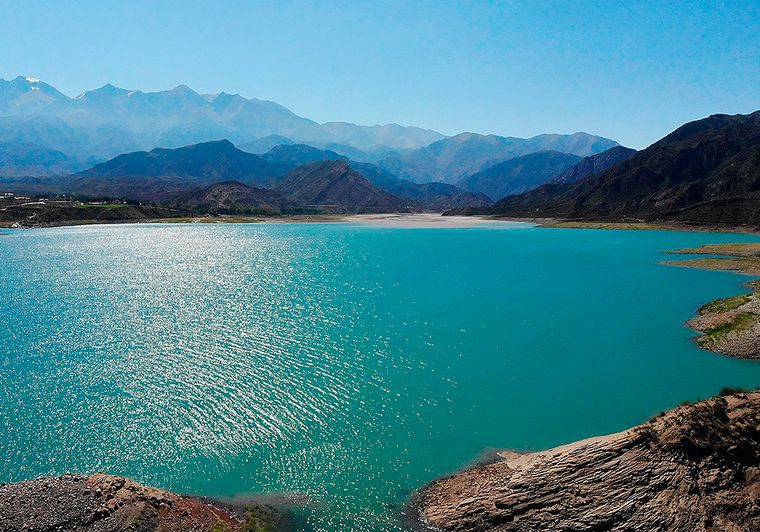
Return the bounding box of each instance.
[485,111,760,226]
[61,140,288,201]
[457,151,582,200]
[0,76,68,114]
[6,140,490,212]
[238,135,295,154]
[262,143,342,168]
[0,76,444,162]
[378,131,619,184]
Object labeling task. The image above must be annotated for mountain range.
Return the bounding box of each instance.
[457,151,582,200]
[62,140,287,201]
[6,140,491,212]
[0,76,443,163]
[23,75,760,223]
[482,111,760,225]
[377,132,619,184]
[0,76,619,193]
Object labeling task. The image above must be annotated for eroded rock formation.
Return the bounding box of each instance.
[416,392,760,531]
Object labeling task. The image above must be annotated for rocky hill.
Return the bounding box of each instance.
[170,181,297,214]
[551,145,637,185]
[261,143,492,209]
[416,390,760,532]
[61,140,288,201]
[274,160,407,212]
[487,111,760,225]
[457,150,581,200]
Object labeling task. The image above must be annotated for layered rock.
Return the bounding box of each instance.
[416,392,760,532]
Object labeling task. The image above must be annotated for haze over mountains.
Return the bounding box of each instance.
[378,132,618,184]
[0,76,444,164]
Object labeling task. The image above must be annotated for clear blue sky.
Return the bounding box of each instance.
[1,0,758,148]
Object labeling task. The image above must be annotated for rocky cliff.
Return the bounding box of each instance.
[416,391,760,532]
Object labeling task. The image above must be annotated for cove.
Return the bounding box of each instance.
[2,222,760,530]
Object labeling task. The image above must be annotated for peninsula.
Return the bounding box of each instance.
[665,243,760,359]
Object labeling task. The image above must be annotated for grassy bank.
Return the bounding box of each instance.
[532,219,760,233]
[663,243,760,359]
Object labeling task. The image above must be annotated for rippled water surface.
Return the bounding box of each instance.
[2,223,760,530]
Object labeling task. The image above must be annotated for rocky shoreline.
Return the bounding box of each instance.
[412,244,760,531]
[665,243,760,359]
[4,240,760,531]
[415,390,760,532]
[0,473,288,531]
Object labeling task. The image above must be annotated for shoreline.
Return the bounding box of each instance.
[412,241,760,530]
[4,213,759,233]
[491,216,760,234]
[661,243,760,359]
[1,212,527,230]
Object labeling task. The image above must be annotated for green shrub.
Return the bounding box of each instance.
[698,294,751,315]
[718,386,749,397]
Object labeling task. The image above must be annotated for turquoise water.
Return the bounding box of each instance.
[2,223,760,530]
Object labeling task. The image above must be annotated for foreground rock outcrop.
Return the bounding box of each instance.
[0,473,282,531]
[416,391,760,531]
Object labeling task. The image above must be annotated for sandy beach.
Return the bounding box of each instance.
[337,213,530,228]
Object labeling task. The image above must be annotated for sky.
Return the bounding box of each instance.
[1,0,758,148]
